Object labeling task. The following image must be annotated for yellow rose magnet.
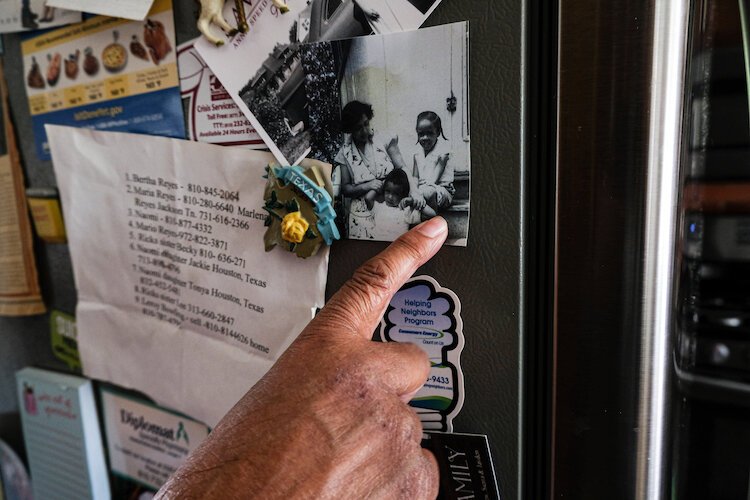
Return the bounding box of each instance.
[263,163,340,258]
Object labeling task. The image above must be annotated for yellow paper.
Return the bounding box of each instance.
[27,196,67,243]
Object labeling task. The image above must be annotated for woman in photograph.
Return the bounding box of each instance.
[334,100,418,239]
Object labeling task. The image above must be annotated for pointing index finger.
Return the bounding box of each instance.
[315,217,448,340]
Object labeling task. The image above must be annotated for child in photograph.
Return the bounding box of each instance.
[412,111,455,217]
[336,100,413,239]
[366,169,422,241]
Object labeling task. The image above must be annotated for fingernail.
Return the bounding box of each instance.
[415,217,447,238]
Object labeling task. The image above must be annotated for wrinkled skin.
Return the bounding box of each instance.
[156,217,448,499]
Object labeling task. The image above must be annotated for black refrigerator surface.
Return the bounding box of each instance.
[0,1,526,500]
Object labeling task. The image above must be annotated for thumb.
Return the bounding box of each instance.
[313,217,447,340]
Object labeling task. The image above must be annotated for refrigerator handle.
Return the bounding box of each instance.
[637,0,689,498]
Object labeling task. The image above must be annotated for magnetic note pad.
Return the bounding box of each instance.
[16,368,110,500]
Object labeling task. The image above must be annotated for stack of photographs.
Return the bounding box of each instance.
[198,0,470,245]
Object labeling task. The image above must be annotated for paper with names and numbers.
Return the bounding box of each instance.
[48,125,329,426]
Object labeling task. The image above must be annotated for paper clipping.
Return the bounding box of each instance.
[0,155,44,316]
[196,0,446,165]
[22,0,185,160]
[0,62,44,316]
[178,38,264,148]
[46,0,156,21]
[48,125,329,426]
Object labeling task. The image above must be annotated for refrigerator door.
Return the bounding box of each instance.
[553,0,689,498]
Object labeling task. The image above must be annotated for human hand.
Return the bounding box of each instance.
[399,196,414,209]
[437,152,450,169]
[411,192,427,211]
[367,179,384,192]
[156,218,448,499]
[385,135,400,153]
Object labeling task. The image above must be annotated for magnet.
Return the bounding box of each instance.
[50,310,80,372]
[26,187,66,243]
[197,0,252,47]
[380,276,465,432]
[263,163,340,258]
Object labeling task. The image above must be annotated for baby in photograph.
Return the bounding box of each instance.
[412,111,455,217]
[366,169,422,240]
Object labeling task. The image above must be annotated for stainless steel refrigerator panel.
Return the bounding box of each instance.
[554,1,688,498]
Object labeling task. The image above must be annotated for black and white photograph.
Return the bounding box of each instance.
[302,22,470,244]
[234,0,447,164]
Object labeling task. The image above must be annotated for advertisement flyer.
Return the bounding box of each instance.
[22,0,185,160]
[0,0,80,34]
[100,389,209,491]
[48,125,330,426]
[177,38,264,148]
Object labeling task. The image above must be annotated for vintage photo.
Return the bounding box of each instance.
[301,22,470,244]
[232,0,446,164]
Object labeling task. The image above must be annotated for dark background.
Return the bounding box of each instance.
[0,1,523,497]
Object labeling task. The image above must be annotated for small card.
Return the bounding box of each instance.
[177,38,264,148]
[100,388,210,491]
[422,432,502,500]
[16,367,110,500]
[22,0,185,160]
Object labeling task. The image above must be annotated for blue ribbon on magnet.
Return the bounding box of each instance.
[274,166,341,246]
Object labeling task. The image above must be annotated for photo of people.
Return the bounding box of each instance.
[227,0,447,164]
[301,22,470,244]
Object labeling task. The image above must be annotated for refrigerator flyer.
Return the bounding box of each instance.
[177,38,264,148]
[380,275,465,432]
[22,0,185,160]
[100,388,210,491]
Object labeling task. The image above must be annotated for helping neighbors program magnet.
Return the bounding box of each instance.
[380,275,464,432]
